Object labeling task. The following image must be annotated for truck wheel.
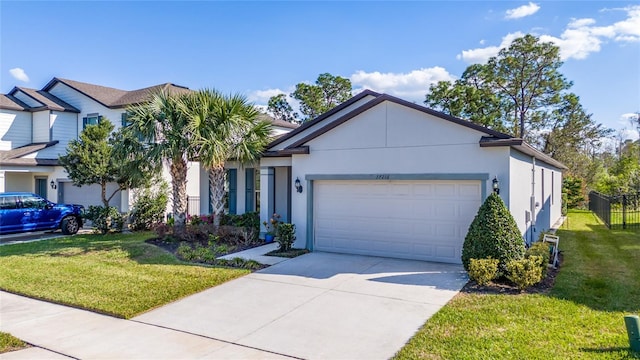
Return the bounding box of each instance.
[61,216,80,235]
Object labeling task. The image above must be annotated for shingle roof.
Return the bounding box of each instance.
[111,83,192,107]
[42,77,192,109]
[0,141,60,166]
[0,94,28,111]
[10,87,80,113]
[256,113,299,129]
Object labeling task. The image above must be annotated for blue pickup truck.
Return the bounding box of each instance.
[0,192,84,235]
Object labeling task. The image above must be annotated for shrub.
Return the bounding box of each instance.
[468,258,499,286]
[526,241,552,276]
[129,183,168,231]
[220,212,260,243]
[152,222,172,239]
[181,223,216,243]
[462,193,526,275]
[507,256,544,290]
[176,243,195,261]
[213,244,231,256]
[84,205,124,234]
[276,223,296,252]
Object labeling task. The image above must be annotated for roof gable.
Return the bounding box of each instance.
[9,87,79,113]
[265,90,566,170]
[267,89,381,150]
[42,78,192,109]
[285,93,511,149]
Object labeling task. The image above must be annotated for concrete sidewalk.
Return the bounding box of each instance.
[0,291,293,359]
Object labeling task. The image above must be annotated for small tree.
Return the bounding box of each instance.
[59,118,159,233]
[267,93,298,123]
[462,193,525,275]
[59,118,157,208]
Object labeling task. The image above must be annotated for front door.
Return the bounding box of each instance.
[35,178,47,198]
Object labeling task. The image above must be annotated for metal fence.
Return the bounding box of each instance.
[187,196,200,216]
[589,191,640,229]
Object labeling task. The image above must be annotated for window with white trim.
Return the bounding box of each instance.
[82,113,102,129]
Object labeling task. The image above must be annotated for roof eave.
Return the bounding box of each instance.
[479,136,567,170]
[267,89,382,149]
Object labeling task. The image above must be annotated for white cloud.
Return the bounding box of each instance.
[459,5,640,63]
[619,128,639,141]
[457,32,525,63]
[250,67,456,112]
[505,2,540,20]
[9,68,29,82]
[248,88,287,104]
[350,67,455,102]
[536,5,640,60]
[617,113,640,140]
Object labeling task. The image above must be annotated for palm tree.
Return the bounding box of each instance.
[183,89,272,226]
[125,90,193,231]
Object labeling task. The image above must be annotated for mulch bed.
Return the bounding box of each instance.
[145,237,264,258]
[461,252,563,295]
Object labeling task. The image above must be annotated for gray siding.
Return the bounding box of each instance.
[0,109,32,150]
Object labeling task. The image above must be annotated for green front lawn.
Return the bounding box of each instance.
[395,210,640,359]
[0,233,249,318]
[0,332,28,354]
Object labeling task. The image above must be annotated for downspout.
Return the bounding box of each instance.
[530,157,536,245]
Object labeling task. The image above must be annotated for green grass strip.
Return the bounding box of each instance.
[0,332,29,354]
[0,232,249,319]
[395,210,640,359]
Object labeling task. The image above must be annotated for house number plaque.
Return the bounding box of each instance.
[375,174,390,180]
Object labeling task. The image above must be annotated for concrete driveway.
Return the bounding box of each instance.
[134,252,468,359]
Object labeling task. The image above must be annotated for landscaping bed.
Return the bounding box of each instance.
[395,210,640,359]
[462,253,562,295]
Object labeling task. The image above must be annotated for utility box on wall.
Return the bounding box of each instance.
[625,315,640,352]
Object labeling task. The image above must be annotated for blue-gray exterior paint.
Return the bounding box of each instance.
[306,178,314,250]
[304,173,490,251]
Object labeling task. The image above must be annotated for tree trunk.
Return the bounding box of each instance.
[209,164,226,227]
[171,157,188,231]
[101,181,111,233]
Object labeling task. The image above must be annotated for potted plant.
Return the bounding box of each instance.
[262,213,280,243]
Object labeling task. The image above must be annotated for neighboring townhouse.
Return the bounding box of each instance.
[0,78,297,215]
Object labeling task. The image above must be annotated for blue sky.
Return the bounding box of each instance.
[1,1,638,140]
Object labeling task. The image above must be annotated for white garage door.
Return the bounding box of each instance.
[61,182,121,209]
[313,180,482,264]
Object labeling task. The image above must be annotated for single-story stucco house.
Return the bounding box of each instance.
[257,90,566,264]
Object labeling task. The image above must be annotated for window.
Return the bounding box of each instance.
[0,196,18,210]
[224,169,237,214]
[19,195,48,209]
[255,168,260,212]
[82,113,102,129]
[121,112,129,127]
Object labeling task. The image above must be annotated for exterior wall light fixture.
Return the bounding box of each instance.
[50,180,57,190]
[295,177,303,193]
[492,176,500,195]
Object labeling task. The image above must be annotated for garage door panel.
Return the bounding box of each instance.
[62,182,121,209]
[314,180,481,264]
